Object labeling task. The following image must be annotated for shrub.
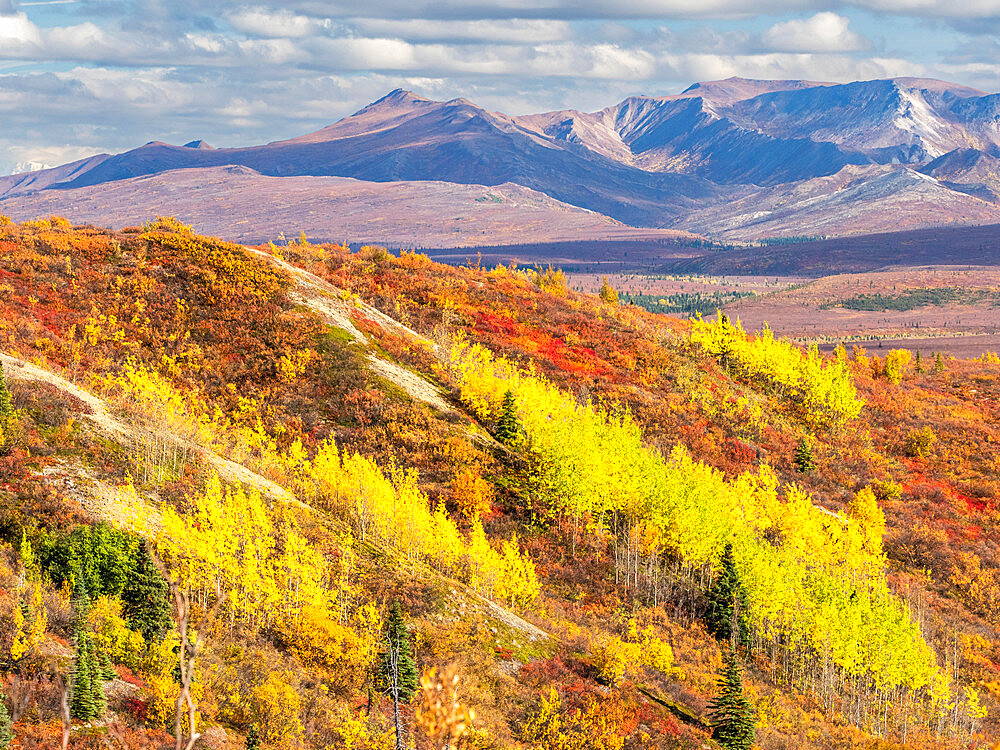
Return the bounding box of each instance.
[904,426,936,458]
[251,671,303,746]
[871,480,903,502]
[599,277,618,305]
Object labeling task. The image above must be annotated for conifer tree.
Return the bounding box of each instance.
[705,543,751,650]
[98,647,116,682]
[495,390,522,447]
[377,600,419,750]
[70,577,90,637]
[915,350,924,373]
[71,631,98,720]
[0,367,11,419]
[935,352,945,373]
[708,649,757,750]
[246,724,261,750]
[121,542,171,641]
[69,581,106,722]
[793,438,815,473]
[0,688,13,748]
[89,636,107,718]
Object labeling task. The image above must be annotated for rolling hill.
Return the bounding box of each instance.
[0,165,694,248]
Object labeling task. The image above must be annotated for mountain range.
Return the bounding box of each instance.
[6,76,1000,243]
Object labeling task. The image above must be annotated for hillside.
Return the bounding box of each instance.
[0,216,996,748]
[0,166,692,249]
[8,78,1000,244]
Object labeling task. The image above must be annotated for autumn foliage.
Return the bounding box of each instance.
[0,219,993,748]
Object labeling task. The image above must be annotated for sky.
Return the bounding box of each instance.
[0,0,998,174]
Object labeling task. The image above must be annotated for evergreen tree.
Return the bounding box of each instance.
[70,577,90,638]
[793,438,816,473]
[377,600,419,750]
[378,601,418,701]
[89,636,107,718]
[708,649,757,750]
[935,352,945,373]
[121,542,171,641]
[98,647,116,682]
[495,390,522,447]
[915,350,924,373]
[0,366,12,419]
[704,543,752,650]
[71,631,98,721]
[0,688,13,748]
[246,724,261,750]
[70,580,106,722]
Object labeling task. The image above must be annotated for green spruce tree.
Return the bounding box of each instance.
[71,631,98,721]
[98,647,116,681]
[246,724,261,750]
[0,366,12,419]
[915,350,924,373]
[0,688,13,748]
[69,580,106,722]
[377,600,419,750]
[705,543,752,650]
[793,438,816,473]
[935,352,945,373]
[121,542,172,641]
[708,648,757,750]
[70,577,90,637]
[89,636,107,718]
[495,390,522,447]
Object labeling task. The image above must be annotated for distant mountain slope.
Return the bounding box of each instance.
[677,165,1000,239]
[0,165,696,247]
[724,78,991,160]
[6,90,724,227]
[7,76,1000,241]
[0,153,110,197]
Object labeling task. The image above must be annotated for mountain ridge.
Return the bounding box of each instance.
[6,75,1000,242]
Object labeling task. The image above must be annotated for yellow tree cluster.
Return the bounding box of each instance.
[154,474,329,629]
[591,618,674,685]
[301,442,539,608]
[880,349,912,384]
[110,360,540,610]
[444,337,945,702]
[522,688,625,750]
[11,534,47,662]
[690,314,864,427]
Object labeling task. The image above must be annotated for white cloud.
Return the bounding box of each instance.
[659,51,921,83]
[850,0,1000,18]
[761,13,870,53]
[226,7,327,38]
[0,12,42,49]
[351,18,572,43]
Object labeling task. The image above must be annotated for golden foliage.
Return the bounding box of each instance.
[690,314,864,427]
[415,665,474,749]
